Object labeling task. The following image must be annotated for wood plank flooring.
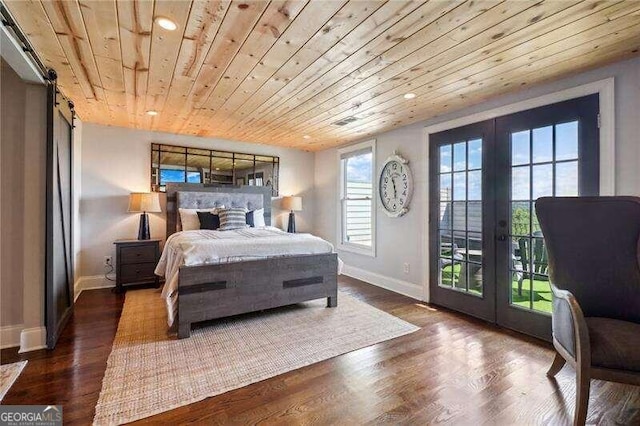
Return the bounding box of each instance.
[2,277,639,425]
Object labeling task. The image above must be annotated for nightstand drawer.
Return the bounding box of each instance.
[120,263,157,283]
[120,245,157,264]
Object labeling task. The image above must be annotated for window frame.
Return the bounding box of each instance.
[336,139,376,257]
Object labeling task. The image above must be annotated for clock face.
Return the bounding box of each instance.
[379,159,411,216]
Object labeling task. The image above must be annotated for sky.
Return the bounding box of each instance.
[160,169,202,184]
[346,152,373,183]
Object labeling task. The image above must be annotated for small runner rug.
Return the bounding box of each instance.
[0,361,27,401]
[94,289,419,425]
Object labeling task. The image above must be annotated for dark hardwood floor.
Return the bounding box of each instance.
[2,277,639,425]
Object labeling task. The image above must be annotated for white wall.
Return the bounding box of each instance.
[0,58,47,350]
[314,57,640,300]
[1,58,26,329]
[79,123,315,278]
[21,83,47,349]
[73,119,83,287]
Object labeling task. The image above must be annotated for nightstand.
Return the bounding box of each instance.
[114,239,161,292]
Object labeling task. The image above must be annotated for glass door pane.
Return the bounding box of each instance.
[437,140,484,296]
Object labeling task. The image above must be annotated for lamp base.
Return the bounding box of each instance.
[287,211,296,233]
[138,212,150,240]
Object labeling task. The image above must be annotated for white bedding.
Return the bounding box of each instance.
[155,226,342,326]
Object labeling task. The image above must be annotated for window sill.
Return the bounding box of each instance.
[338,242,376,258]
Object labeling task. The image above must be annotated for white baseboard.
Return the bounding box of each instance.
[341,264,424,301]
[0,324,23,349]
[75,275,115,301]
[19,326,46,353]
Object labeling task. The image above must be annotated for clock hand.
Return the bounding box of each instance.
[391,176,397,198]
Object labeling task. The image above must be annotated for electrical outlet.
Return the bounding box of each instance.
[104,256,113,267]
[403,262,410,274]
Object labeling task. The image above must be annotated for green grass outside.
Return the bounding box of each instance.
[441,263,552,313]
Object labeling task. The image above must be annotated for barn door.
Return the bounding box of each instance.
[46,83,74,349]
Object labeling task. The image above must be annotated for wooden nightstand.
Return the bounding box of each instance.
[114,239,161,292]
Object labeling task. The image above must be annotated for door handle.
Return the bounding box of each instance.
[497,234,508,241]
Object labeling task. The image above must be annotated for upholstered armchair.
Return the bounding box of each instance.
[535,197,640,426]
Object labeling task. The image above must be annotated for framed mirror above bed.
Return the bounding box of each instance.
[150,143,280,196]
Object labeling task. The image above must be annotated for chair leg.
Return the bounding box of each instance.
[547,352,566,377]
[574,368,590,426]
[517,274,523,296]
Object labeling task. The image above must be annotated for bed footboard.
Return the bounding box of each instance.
[177,253,338,338]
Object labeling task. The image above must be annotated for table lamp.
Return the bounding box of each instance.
[128,192,161,240]
[282,196,302,233]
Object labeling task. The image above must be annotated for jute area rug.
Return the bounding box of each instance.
[0,361,27,401]
[94,289,419,425]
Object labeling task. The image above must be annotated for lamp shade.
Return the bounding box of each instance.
[128,192,161,213]
[282,196,302,211]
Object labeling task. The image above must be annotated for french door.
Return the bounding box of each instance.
[429,95,599,340]
[429,121,496,322]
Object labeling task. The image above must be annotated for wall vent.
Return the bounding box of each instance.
[332,116,358,126]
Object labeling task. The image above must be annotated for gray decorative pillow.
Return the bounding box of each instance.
[218,207,249,231]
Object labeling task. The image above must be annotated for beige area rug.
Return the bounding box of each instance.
[0,361,27,401]
[94,289,419,424]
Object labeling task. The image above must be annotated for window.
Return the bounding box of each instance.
[338,140,375,256]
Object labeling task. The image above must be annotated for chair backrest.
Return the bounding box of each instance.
[535,197,640,322]
[518,234,549,276]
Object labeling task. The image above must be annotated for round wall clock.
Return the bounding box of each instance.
[379,151,413,217]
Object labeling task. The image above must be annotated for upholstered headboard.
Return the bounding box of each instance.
[165,183,272,237]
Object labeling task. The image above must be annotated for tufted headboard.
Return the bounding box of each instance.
[165,183,272,237]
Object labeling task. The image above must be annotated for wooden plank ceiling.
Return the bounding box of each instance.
[6,0,640,151]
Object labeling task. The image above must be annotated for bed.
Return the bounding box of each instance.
[156,183,339,338]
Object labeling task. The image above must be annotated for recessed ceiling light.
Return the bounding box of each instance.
[215,167,220,171]
[303,135,311,139]
[146,110,158,116]
[404,93,416,99]
[155,17,177,31]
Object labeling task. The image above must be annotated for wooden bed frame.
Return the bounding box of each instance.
[165,183,338,338]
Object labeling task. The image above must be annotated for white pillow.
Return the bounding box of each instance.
[179,207,224,231]
[251,208,266,227]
